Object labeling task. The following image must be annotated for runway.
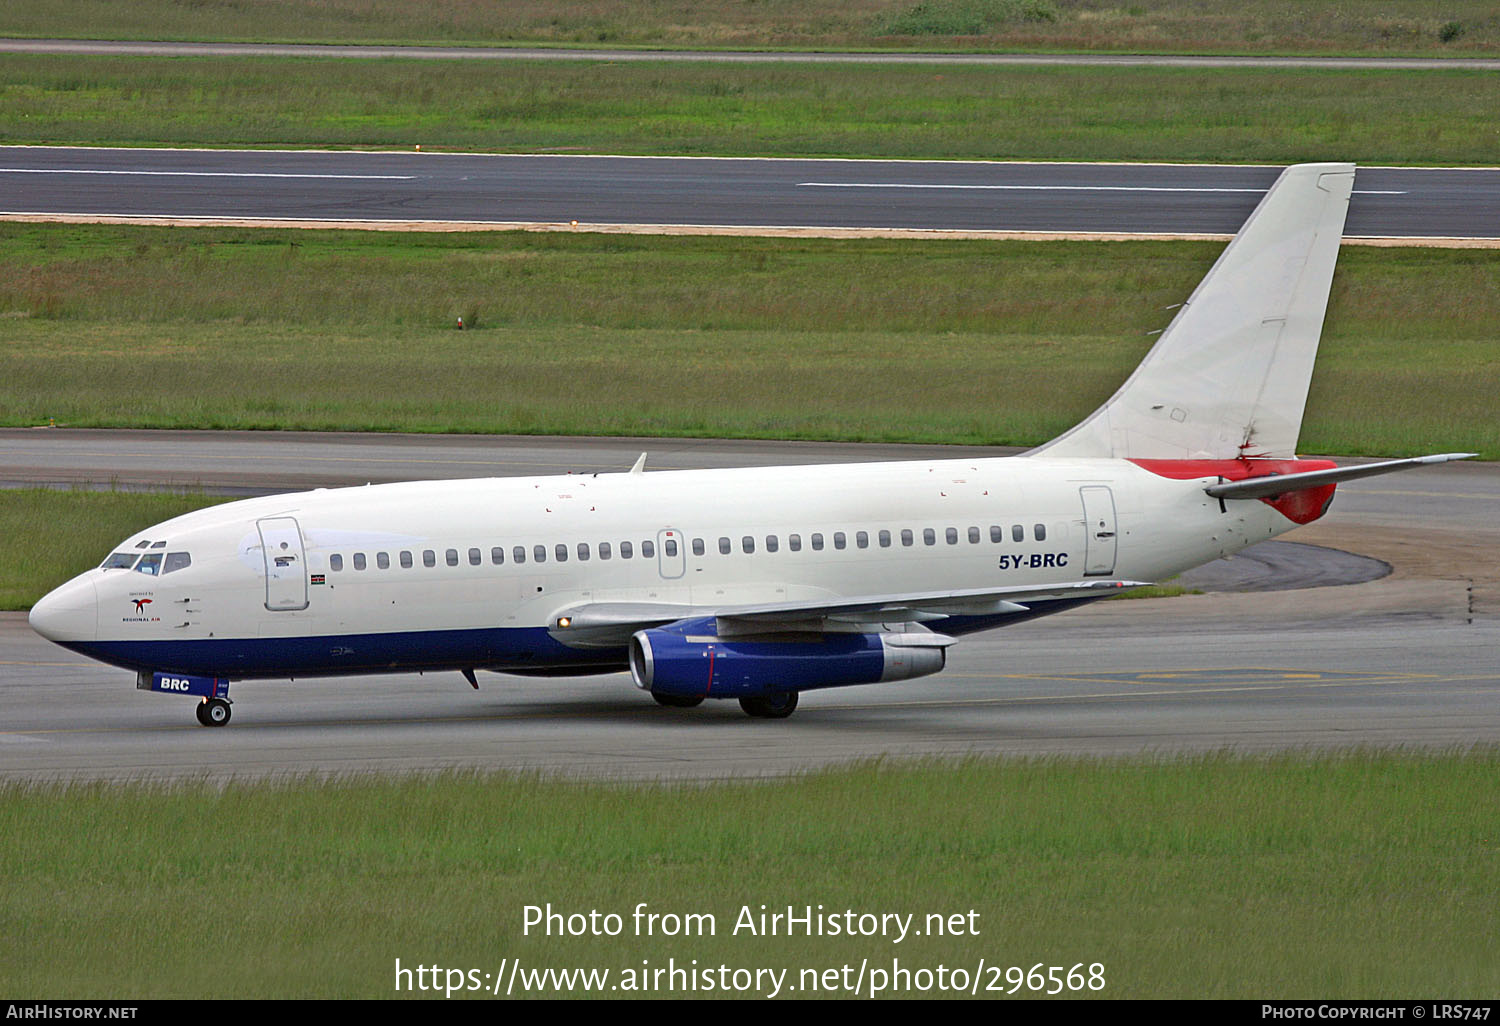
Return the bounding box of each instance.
[3,147,1496,239]
[8,38,1500,71]
[1,431,1494,781]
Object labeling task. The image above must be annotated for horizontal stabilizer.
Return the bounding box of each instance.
[1205,453,1476,500]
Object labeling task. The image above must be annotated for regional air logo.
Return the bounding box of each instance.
[123,596,160,623]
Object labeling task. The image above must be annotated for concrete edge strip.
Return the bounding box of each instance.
[2,211,1496,247]
[4,146,1499,172]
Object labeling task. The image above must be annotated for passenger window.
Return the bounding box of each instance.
[621,541,633,559]
[377,552,390,569]
[534,545,547,563]
[946,527,958,545]
[555,544,568,562]
[446,549,459,567]
[1034,524,1047,541]
[664,539,677,557]
[811,533,824,551]
[469,547,481,566]
[765,535,778,553]
[423,550,437,567]
[599,542,611,560]
[856,531,868,549]
[990,526,1002,543]
[789,534,801,552]
[968,527,981,544]
[1012,525,1024,542]
[102,552,139,570]
[513,546,526,565]
[901,529,913,547]
[353,553,366,571]
[401,550,413,568]
[878,529,891,548]
[923,528,936,546]
[642,540,655,558]
[719,537,731,555]
[134,553,163,575]
[692,538,705,556]
[491,547,504,565]
[330,554,343,572]
[578,542,590,561]
[742,536,755,554]
[163,552,191,574]
[833,532,846,550]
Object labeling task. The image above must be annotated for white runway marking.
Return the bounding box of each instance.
[0,168,415,180]
[798,182,1408,194]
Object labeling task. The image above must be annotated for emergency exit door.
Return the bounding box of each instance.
[657,528,686,579]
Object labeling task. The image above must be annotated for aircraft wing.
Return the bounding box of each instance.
[548,579,1149,647]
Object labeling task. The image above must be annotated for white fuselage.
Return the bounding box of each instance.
[31,455,1295,681]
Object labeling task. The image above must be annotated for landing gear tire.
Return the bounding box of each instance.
[652,692,704,709]
[739,692,798,719]
[196,698,232,727]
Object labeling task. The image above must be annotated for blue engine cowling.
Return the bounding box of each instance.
[628,620,948,700]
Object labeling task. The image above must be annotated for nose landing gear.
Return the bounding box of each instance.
[195,697,232,727]
[138,671,233,726]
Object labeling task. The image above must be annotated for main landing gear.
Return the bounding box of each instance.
[651,692,704,709]
[739,693,798,719]
[194,697,232,727]
[649,690,800,718]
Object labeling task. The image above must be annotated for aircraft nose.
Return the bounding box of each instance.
[29,575,99,643]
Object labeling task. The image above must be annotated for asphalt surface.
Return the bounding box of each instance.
[1,431,1493,781]
[4,428,1495,527]
[7,38,1500,71]
[1,587,1487,782]
[3,147,1496,237]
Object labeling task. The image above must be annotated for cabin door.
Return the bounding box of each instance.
[258,516,309,611]
[1079,486,1118,576]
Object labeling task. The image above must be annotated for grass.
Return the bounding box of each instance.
[2,56,1499,164]
[1,224,1496,460]
[2,752,1498,997]
[0,489,228,609]
[3,0,1498,55]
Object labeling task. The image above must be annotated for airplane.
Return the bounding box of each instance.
[28,162,1473,725]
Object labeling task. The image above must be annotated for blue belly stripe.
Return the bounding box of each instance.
[60,625,623,680]
[59,595,1101,680]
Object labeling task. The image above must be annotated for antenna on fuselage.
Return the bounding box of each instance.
[629,452,647,475]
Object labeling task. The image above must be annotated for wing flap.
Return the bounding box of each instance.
[718,580,1145,626]
[548,579,1150,647]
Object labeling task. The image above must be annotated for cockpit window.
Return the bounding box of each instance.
[134,553,163,576]
[163,552,191,574]
[101,552,138,570]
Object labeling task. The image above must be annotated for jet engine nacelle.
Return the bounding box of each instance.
[628,624,948,699]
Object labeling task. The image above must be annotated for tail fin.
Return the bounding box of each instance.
[1030,162,1355,460]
